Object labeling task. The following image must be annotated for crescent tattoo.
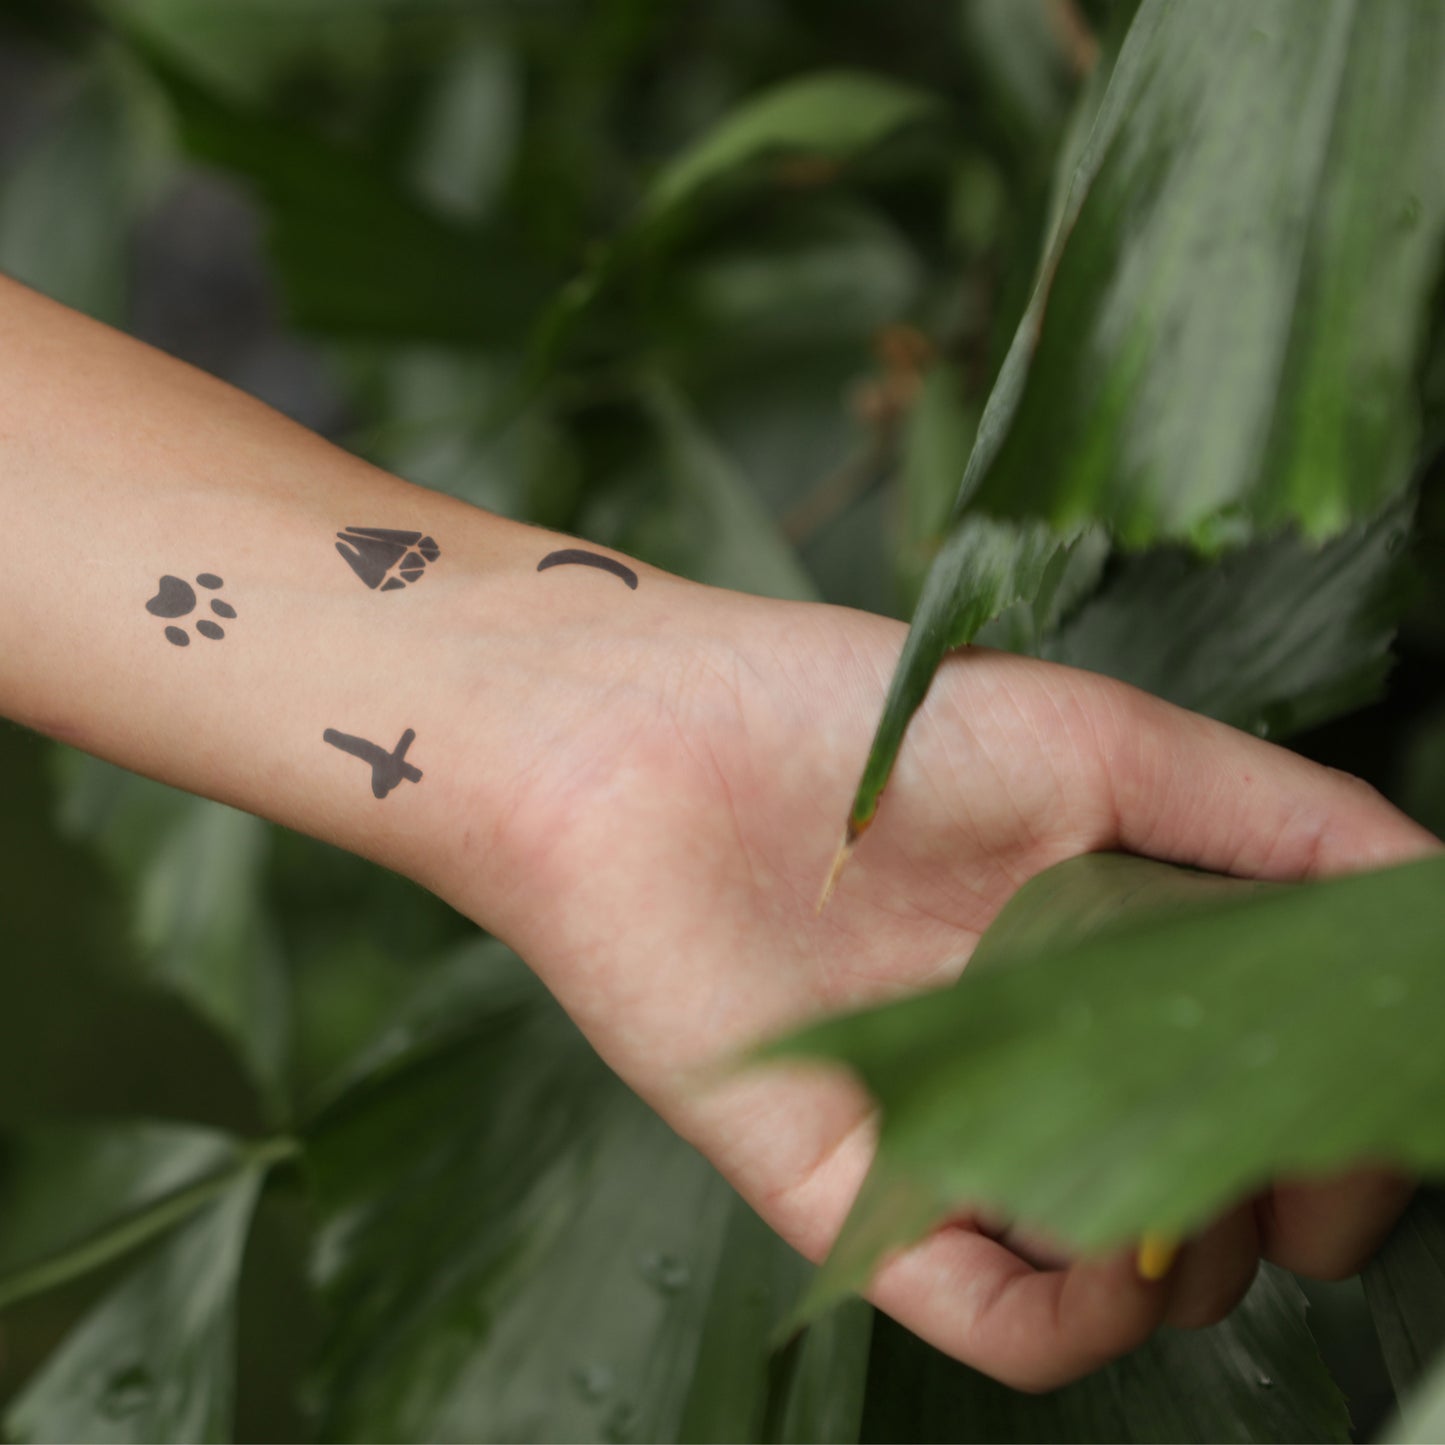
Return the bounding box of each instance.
[536,548,639,591]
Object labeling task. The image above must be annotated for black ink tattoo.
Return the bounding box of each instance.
[336,527,440,591]
[323,727,423,799]
[146,574,235,646]
[147,576,196,617]
[536,548,638,591]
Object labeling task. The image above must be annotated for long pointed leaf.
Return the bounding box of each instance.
[969,0,1445,544]
[645,71,944,222]
[766,853,1445,1304]
[308,942,869,1444]
[843,0,1445,835]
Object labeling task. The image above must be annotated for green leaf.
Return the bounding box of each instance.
[1037,0,1143,255]
[966,0,1445,545]
[766,852,1445,1309]
[408,34,520,223]
[122,29,554,343]
[349,349,580,522]
[1046,497,1416,739]
[53,754,289,1109]
[0,728,260,1130]
[659,314,904,617]
[854,478,1415,852]
[845,0,1445,833]
[629,376,818,602]
[862,1265,1349,1444]
[0,1122,237,1306]
[0,1123,233,1272]
[765,1297,873,1445]
[956,0,1075,161]
[666,199,923,359]
[100,0,400,106]
[266,824,476,1105]
[840,116,1107,828]
[966,849,1265,969]
[513,65,942,432]
[644,70,945,222]
[4,1155,267,1444]
[894,363,979,610]
[1364,1188,1445,1400]
[847,516,1104,831]
[307,942,869,1443]
[1389,1345,1445,1444]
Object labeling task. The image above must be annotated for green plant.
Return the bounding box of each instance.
[0,0,1442,1440]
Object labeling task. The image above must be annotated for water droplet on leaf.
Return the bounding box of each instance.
[638,1249,691,1294]
[572,1363,615,1402]
[101,1365,154,1420]
[604,1400,639,1442]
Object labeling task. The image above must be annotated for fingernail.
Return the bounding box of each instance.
[1136,1232,1180,1281]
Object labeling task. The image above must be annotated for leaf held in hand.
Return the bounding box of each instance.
[768,853,1445,1320]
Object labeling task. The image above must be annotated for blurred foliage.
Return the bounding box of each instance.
[0,0,1442,1440]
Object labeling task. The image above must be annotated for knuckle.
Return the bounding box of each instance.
[1325,765,1385,805]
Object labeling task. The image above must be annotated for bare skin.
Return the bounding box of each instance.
[1,274,1435,1391]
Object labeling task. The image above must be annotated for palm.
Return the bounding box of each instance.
[481,592,1430,1388]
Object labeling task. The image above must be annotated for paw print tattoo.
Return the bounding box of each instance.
[145,573,236,646]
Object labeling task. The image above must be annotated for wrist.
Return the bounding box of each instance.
[400,521,733,938]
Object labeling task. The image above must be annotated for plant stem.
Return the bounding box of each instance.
[0,1135,297,1312]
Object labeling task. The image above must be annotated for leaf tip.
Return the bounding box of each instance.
[817,816,868,913]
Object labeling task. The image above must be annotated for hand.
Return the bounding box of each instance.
[432,582,1437,1391]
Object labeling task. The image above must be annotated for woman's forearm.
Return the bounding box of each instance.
[0,274,692,932]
